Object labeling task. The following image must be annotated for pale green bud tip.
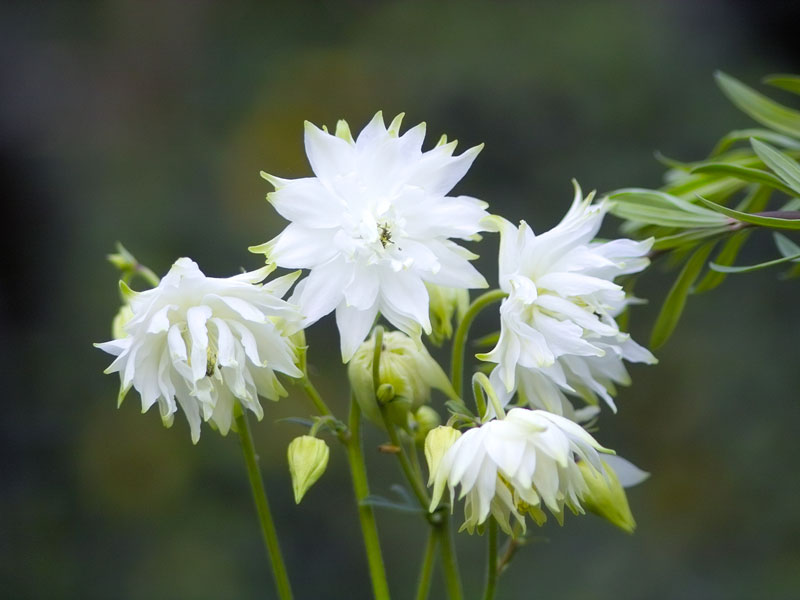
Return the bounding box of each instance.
[107,242,136,271]
[578,459,637,534]
[411,406,441,444]
[111,304,134,339]
[287,436,330,504]
[424,426,461,487]
[425,282,470,346]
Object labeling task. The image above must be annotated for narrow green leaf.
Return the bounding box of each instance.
[650,242,716,349]
[711,128,800,156]
[710,251,800,273]
[751,138,800,195]
[360,495,424,515]
[734,185,772,213]
[773,232,800,258]
[652,226,728,251]
[609,189,729,227]
[715,71,800,138]
[694,230,752,293]
[697,196,800,230]
[764,74,800,95]
[690,163,797,197]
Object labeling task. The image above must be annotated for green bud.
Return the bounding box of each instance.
[425,283,469,346]
[424,426,461,486]
[107,242,138,272]
[287,435,330,504]
[578,459,637,533]
[111,303,134,339]
[410,406,441,444]
[347,330,457,427]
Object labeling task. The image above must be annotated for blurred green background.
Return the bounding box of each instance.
[2,1,799,598]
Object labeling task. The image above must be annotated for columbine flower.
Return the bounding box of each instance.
[95,258,304,443]
[481,181,655,415]
[428,408,613,534]
[250,112,489,361]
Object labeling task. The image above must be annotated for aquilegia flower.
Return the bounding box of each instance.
[250,112,489,361]
[95,258,304,443]
[427,408,612,533]
[481,181,655,415]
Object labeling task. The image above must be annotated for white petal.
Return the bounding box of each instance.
[304,121,355,181]
[336,301,379,362]
[269,177,345,228]
[603,455,650,487]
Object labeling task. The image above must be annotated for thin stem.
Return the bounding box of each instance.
[482,520,498,600]
[450,290,507,397]
[345,397,392,600]
[381,415,430,509]
[235,408,294,600]
[438,513,463,600]
[415,530,439,600]
[301,375,333,417]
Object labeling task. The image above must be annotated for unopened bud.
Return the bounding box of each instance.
[425,283,469,346]
[347,330,456,427]
[287,435,330,504]
[578,459,637,533]
[411,406,441,444]
[111,303,134,339]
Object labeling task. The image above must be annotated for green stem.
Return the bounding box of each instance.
[482,519,498,600]
[415,530,439,600]
[345,397,392,600]
[235,408,294,600]
[450,290,507,397]
[438,513,463,600]
[301,375,333,417]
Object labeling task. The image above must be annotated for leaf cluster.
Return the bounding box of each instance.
[607,72,800,348]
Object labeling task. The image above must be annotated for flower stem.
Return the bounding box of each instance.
[235,408,294,600]
[438,513,463,600]
[345,396,392,600]
[482,519,498,600]
[415,530,438,600]
[450,290,507,397]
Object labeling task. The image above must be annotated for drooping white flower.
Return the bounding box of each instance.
[428,407,612,533]
[250,112,489,361]
[481,181,656,415]
[95,258,304,443]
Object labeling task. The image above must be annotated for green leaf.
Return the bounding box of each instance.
[690,163,797,197]
[764,74,800,95]
[360,485,424,515]
[651,226,728,251]
[694,230,752,293]
[697,196,800,230]
[774,232,800,257]
[716,71,800,138]
[711,128,800,156]
[710,251,800,273]
[751,138,800,195]
[734,184,772,213]
[650,242,716,349]
[609,189,729,228]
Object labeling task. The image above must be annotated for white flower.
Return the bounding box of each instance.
[250,112,489,361]
[95,258,304,443]
[481,181,655,415]
[428,408,612,533]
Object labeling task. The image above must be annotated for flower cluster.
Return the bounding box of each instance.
[97,112,655,542]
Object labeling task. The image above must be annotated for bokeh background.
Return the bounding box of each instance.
[2,1,799,598]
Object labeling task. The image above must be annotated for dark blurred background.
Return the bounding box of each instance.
[2,1,799,598]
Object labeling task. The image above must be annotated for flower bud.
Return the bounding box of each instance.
[111,303,134,340]
[347,330,456,427]
[287,435,330,504]
[424,426,461,486]
[410,406,441,444]
[425,283,469,346]
[578,459,637,533]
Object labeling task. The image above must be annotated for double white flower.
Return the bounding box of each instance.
[251,113,489,361]
[428,408,612,533]
[482,182,656,417]
[96,258,304,443]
